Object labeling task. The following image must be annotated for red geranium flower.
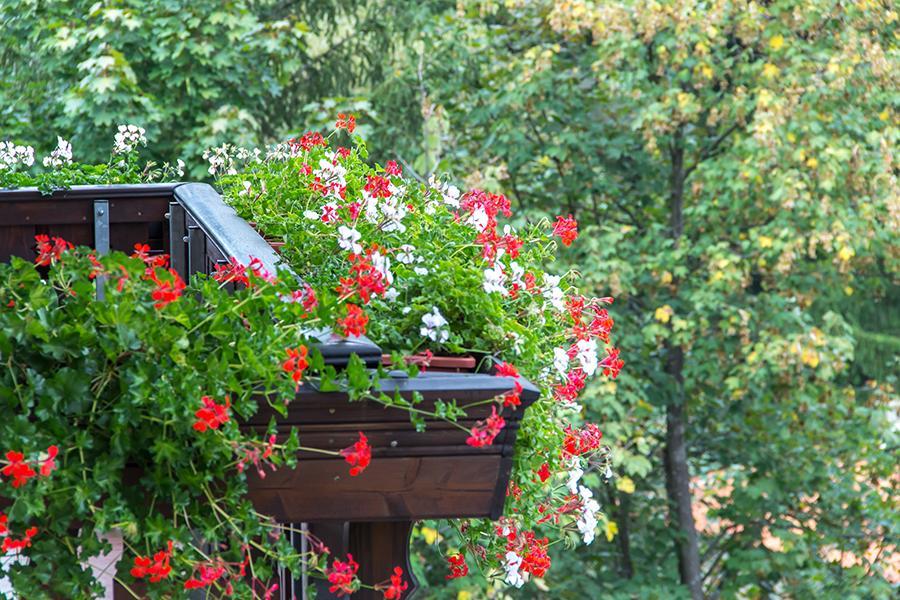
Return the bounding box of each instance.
[2,451,36,488]
[552,214,578,247]
[130,541,173,583]
[536,462,551,482]
[385,160,402,176]
[184,564,226,590]
[340,432,371,476]
[282,346,309,390]
[335,113,357,134]
[148,268,185,309]
[495,362,519,378]
[0,513,8,535]
[193,396,231,432]
[326,553,360,596]
[562,423,603,457]
[445,553,468,579]
[364,174,393,199]
[379,566,408,599]
[213,257,250,286]
[337,304,369,337]
[33,234,73,266]
[466,406,506,448]
[39,445,58,477]
[1,526,37,552]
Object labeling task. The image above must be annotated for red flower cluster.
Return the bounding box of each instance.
[281,283,319,316]
[290,131,328,153]
[339,250,388,304]
[193,396,231,432]
[337,304,369,337]
[364,174,393,199]
[466,406,506,447]
[2,525,37,552]
[132,243,169,271]
[600,347,624,379]
[213,257,250,286]
[536,462,551,482]
[378,566,408,599]
[495,362,524,408]
[340,432,372,476]
[520,532,551,578]
[184,564,226,590]
[34,234,73,266]
[148,268,186,309]
[553,369,587,404]
[326,553,360,596]
[551,214,579,247]
[282,346,309,390]
[335,113,357,134]
[131,541,173,583]
[562,423,603,457]
[384,160,402,176]
[445,553,469,579]
[1,446,58,488]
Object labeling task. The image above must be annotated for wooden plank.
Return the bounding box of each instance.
[245,455,502,521]
[0,225,37,263]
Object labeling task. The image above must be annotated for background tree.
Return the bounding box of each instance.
[375,1,898,597]
[0,0,438,174]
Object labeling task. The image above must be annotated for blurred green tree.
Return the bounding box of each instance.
[377,1,898,597]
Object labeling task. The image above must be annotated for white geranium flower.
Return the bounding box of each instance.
[566,465,583,494]
[420,307,449,343]
[383,288,399,301]
[576,485,601,545]
[503,551,526,588]
[0,142,35,170]
[467,206,489,232]
[483,263,507,295]
[413,266,429,276]
[112,124,147,154]
[42,137,72,168]
[337,226,362,254]
[303,210,320,220]
[553,347,570,375]
[396,244,417,264]
[542,274,566,312]
[370,250,393,286]
[575,338,599,376]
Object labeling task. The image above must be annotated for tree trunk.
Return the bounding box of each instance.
[664,130,704,600]
[607,487,634,579]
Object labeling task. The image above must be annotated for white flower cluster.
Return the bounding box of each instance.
[42,137,73,168]
[420,307,450,343]
[0,141,35,170]
[363,185,409,233]
[112,124,147,154]
[565,463,601,544]
[203,144,237,176]
[314,153,348,194]
[542,274,566,311]
[427,175,461,212]
[337,225,362,254]
[503,551,526,588]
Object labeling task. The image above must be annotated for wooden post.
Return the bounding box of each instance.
[307,521,417,600]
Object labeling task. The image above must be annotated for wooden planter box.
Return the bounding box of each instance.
[0,183,539,599]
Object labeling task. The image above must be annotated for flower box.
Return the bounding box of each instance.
[0,183,538,599]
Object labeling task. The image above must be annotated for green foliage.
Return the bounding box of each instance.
[0,248,315,597]
[370,0,899,596]
[0,0,436,176]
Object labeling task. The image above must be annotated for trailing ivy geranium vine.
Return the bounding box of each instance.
[1,120,624,595]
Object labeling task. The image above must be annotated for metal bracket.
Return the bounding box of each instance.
[93,199,110,300]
